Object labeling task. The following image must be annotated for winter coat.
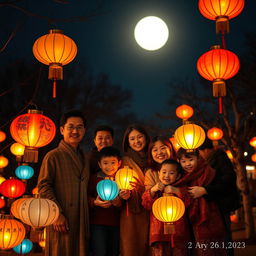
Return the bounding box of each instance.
[38,140,90,256]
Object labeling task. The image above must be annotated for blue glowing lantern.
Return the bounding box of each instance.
[96,179,119,201]
[15,164,34,180]
[13,238,33,254]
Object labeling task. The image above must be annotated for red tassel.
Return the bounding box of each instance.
[126,201,129,217]
[218,97,223,114]
[53,80,56,98]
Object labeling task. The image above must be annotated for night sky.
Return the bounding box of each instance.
[1,0,256,122]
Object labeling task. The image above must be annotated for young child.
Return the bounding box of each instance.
[175,148,227,256]
[88,146,122,256]
[142,159,192,256]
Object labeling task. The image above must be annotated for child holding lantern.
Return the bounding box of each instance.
[87,146,122,256]
[142,159,192,256]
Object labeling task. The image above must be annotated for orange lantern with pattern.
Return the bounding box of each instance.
[175,104,194,122]
[33,29,77,98]
[10,109,56,163]
[0,215,26,250]
[197,45,240,113]
[198,0,245,34]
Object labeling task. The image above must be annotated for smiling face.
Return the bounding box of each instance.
[128,129,146,152]
[179,155,198,173]
[151,140,171,164]
[60,117,86,148]
[94,130,114,151]
[98,156,121,177]
[158,163,179,185]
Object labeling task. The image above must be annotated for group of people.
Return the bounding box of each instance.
[37,110,241,256]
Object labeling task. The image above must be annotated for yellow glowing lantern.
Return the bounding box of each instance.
[0,156,8,172]
[0,131,6,142]
[249,137,256,149]
[10,142,25,162]
[174,123,205,151]
[251,153,256,163]
[175,104,194,122]
[33,29,77,98]
[169,137,181,152]
[0,176,6,185]
[0,215,26,250]
[226,150,233,161]
[115,166,139,190]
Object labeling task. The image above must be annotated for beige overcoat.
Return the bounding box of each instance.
[120,156,150,256]
[38,140,90,256]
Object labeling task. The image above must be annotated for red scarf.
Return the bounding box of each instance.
[173,158,215,225]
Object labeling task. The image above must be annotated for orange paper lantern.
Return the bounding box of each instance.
[0,131,6,142]
[198,0,245,34]
[226,150,233,160]
[10,109,56,162]
[249,137,256,148]
[0,155,8,169]
[174,123,205,151]
[10,142,25,162]
[207,127,223,141]
[115,166,139,190]
[0,178,26,199]
[11,197,30,219]
[251,153,256,163]
[169,137,181,152]
[0,215,26,250]
[175,104,194,121]
[32,29,77,98]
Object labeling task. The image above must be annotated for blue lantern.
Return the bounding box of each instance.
[15,164,34,180]
[13,238,33,254]
[96,179,119,201]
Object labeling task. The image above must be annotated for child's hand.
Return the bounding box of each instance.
[94,196,112,208]
[164,185,180,195]
[119,189,131,200]
[151,182,165,193]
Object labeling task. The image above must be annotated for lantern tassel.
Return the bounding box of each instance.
[53,79,56,98]
[219,97,223,114]
[216,16,229,34]
[212,79,226,97]
[23,147,38,163]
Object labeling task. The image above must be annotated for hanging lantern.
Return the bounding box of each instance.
[10,109,56,163]
[11,197,29,219]
[198,0,245,34]
[226,150,233,161]
[96,179,119,201]
[174,123,205,151]
[197,45,240,113]
[207,127,223,141]
[10,142,25,162]
[175,104,194,122]
[0,176,6,185]
[0,131,6,142]
[249,137,256,149]
[169,137,181,152]
[13,238,33,254]
[115,166,139,190]
[0,156,8,173]
[0,215,26,250]
[15,164,34,180]
[18,197,59,228]
[0,178,26,199]
[32,29,77,98]
[251,153,256,163]
[0,196,5,209]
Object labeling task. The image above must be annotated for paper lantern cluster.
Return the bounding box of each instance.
[10,109,56,163]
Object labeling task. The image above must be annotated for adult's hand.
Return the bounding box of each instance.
[129,176,144,192]
[53,213,69,233]
[188,186,207,198]
[164,185,180,196]
[119,189,131,200]
[94,196,112,208]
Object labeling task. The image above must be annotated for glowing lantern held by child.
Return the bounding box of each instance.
[96,179,119,201]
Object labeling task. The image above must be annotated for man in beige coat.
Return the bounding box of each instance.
[38,110,90,256]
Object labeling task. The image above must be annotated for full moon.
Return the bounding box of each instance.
[134,16,169,51]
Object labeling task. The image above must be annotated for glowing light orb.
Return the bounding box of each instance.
[134,16,169,51]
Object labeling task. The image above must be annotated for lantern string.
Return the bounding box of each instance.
[221,32,226,49]
[53,79,57,98]
[126,201,129,217]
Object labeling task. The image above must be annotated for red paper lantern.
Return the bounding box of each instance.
[0,178,26,199]
[0,131,6,142]
[249,137,256,149]
[251,153,256,163]
[10,109,56,162]
[32,29,77,98]
[207,127,223,141]
[0,197,5,209]
[197,45,240,113]
[175,104,194,121]
[198,0,245,33]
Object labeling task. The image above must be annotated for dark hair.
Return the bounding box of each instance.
[94,125,114,138]
[198,137,214,150]
[148,136,177,170]
[161,159,183,174]
[98,146,121,161]
[176,148,200,160]
[60,110,87,127]
[122,124,150,153]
